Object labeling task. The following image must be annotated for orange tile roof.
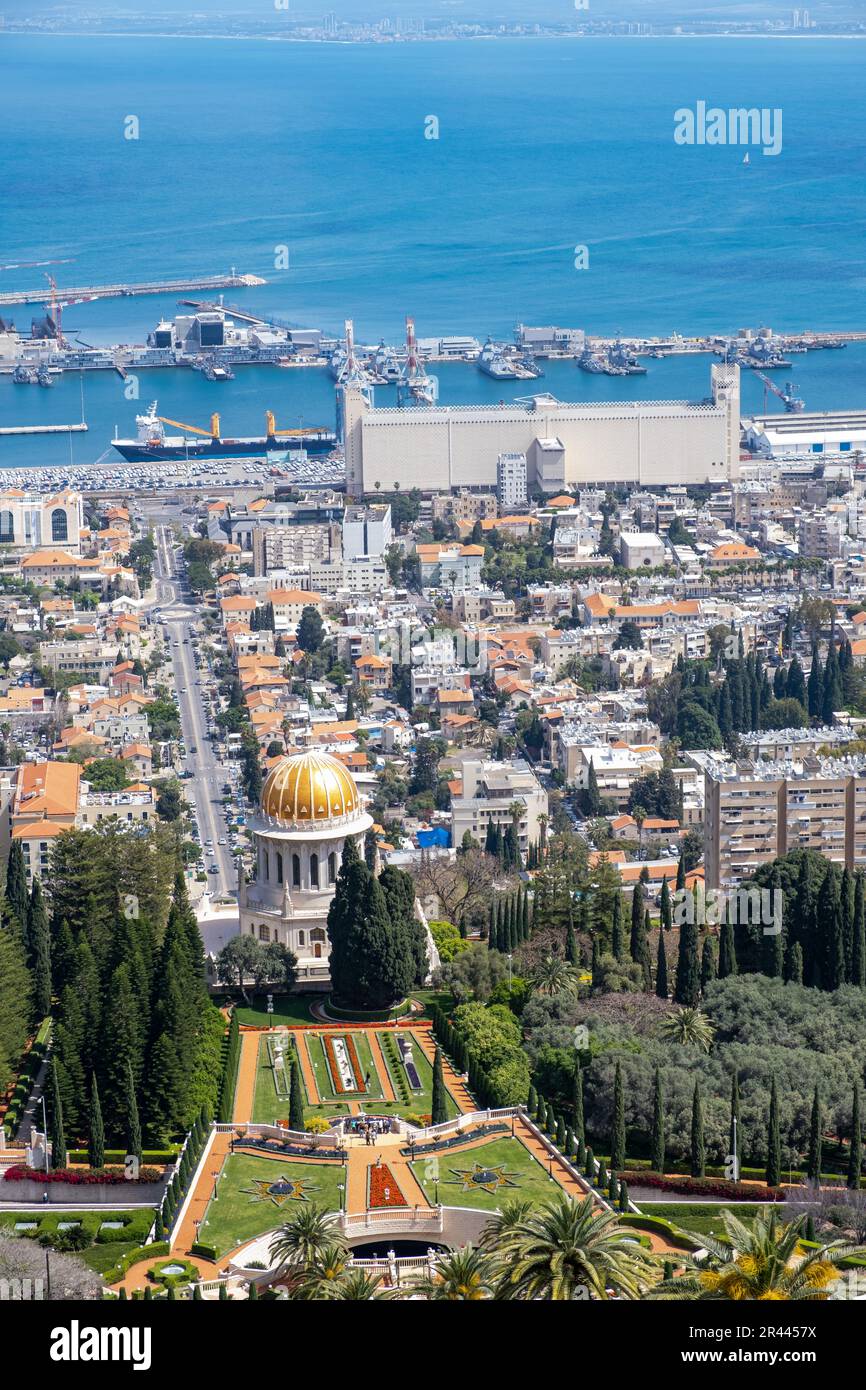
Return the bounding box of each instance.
[710,542,761,561]
[16,761,80,817]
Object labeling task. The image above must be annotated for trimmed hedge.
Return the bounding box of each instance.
[0,1209,154,1247]
[190,1241,218,1261]
[326,997,409,1022]
[618,1213,701,1251]
[67,1148,178,1165]
[105,1241,170,1285]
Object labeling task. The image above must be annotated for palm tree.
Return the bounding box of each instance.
[268,1206,342,1273]
[538,812,548,855]
[649,1207,864,1301]
[657,1007,716,1053]
[287,1243,351,1300]
[329,1268,393,1300]
[531,954,579,998]
[416,1246,495,1300]
[480,1198,536,1251]
[492,1192,654,1301]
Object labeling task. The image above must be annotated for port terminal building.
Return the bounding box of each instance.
[743,410,866,459]
[342,363,741,497]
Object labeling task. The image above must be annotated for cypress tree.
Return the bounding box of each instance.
[659,876,672,932]
[848,1084,862,1191]
[488,897,498,952]
[807,642,823,719]
[690,1080,705,1178]
[522,889,531,940]
[431,1046,448,1126]
[527,1084,537,1116]
[49,1059,66,1169]
[806,1084,822,1184]
[591,935,602,991]
[841,867,855,983]
[5,841,29,937]
[545,1101,556,1136]
[123,1060,142,1161]
[556,1115,566,1151]
[610,1061,626,1172]
[651,1067,665,1173]
[218,1282,228,1301]
[584,1146,595,1180]
[674,920,700,1008]
[611,893,624,961]
[676,853,686,893]
[630,882,644,963]
[784,940,804,985]
[29,877,52,1022]
[655,928,668,999]
[853,873,866,988]
[535,1093,547,1127]
[729,1070,740,1180]
[766,1075,781,1188]
[89,1077,104,1169]
[289,1055,305,1132]
[572,1065,585,1151]
[718,914,738,978]
[618,1179,630,1213]
[700,935,716,993]
[565,921,577,965]
[596,1157,608,1190]
[565,1126,576,1159]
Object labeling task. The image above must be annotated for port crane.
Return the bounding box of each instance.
[398,316,437,406]
[750,367,804,414]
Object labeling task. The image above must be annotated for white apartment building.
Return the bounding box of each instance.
[497,452,528,511]
[691,751,866,890]
[451,759,548,854]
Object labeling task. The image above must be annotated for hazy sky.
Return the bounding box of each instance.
[3,0,857,20]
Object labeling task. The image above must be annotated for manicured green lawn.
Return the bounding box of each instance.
[305,1031,384,1102]
[232,995,318,1027]
[198,1154,346,1257]
[411,1136,562,1213]
[251,1036,347,1125]
[639,1203,763,1240]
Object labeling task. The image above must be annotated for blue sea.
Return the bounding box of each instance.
[1,33,865,467]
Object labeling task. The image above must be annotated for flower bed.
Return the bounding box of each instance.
[3,1164,163,1186]
[621,1171,785,1202]
[323,1034,365,1095]
[367,1163,407,1210]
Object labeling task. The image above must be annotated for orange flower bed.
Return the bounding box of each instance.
[368,1163,407,1209]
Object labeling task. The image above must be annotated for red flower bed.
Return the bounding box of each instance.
[621,1171,785,1202]
[324,1034,365,1095]
[3,1164,163,1186]
[368,1163,407,1209]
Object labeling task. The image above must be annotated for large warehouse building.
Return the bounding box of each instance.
[343,362,741,497]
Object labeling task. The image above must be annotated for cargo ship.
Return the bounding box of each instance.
[111,403,337,462]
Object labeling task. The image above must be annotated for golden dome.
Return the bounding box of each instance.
[261,750,360,827]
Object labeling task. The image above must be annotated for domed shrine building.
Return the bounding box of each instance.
[238,750,374,986]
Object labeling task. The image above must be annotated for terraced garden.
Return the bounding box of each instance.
[197,1154,346,1257]
[410,1135,563,1213]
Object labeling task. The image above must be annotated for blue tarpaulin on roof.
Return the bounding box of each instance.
[416,827,450,849]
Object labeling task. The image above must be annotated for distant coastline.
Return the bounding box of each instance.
[1,30,865,44]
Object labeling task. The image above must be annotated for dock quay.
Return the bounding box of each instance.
[0,422,88,436]
[0,273,266,308]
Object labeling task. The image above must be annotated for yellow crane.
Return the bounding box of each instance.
[157,414,212,437]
